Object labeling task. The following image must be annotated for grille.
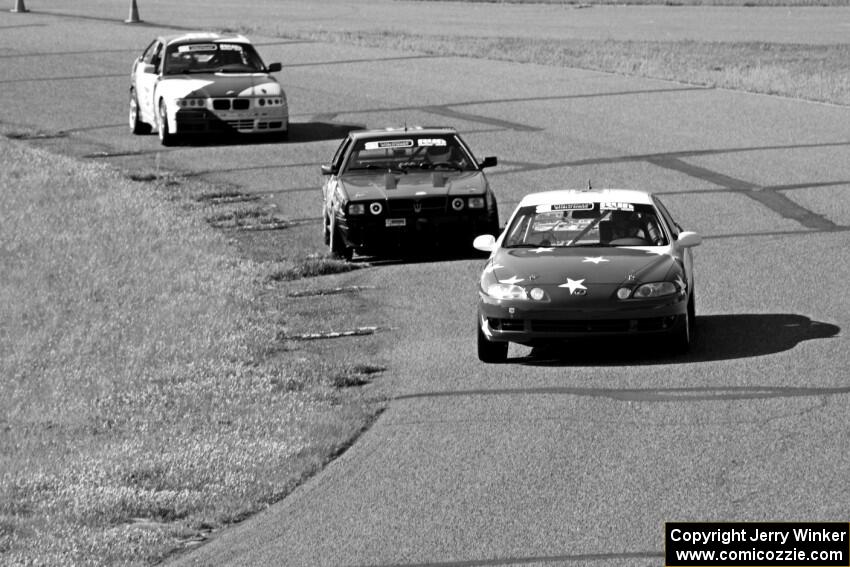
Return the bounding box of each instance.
[488,318,525,332]
[531,319,630,333]
[386,197,446,215]
[226,119,256,130]
[256,121,284,130]
[211,98,251,110]
[530,317,674,333]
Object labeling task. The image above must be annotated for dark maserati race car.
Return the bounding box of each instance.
[320,127,499,259]
[473,188,703,362]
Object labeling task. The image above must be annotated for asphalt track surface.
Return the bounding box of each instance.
[2,2,850,566]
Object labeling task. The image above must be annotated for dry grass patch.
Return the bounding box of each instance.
[266,254,367,282]
[0,137,383,566]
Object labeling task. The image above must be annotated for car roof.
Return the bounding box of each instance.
[347,126,459,141]
[517,188,655,207]
[160,32,252,47]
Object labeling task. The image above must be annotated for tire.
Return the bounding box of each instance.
[478,320,508,363]
[672,293,696,355]
[329,218,353,261]
[129,90,151,135]
[487,194,500,236]
[157,100,176,146]
[322,211,331,246]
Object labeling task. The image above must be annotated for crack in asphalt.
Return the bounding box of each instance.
[491,141,847,232]
[645,155,837,230]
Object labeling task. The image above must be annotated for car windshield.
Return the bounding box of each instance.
[503,202,668,248]
[343,135,475,173]
[163,42,264,75]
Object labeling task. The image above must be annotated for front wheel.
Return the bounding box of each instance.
[322,211,331,246]
[328,218,353,261]
[157,100,176,146]
[671,293,696,355]
[478,321,508,363]
[129,90,150,135]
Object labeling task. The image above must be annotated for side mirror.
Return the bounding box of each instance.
[675,231,702,248]
[267,62,282,73]
[142,63,157,74]
[479,156,498,169]
[473,234,496,252]
[320,164,337,175]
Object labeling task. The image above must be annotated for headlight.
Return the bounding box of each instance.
[451,197,465,211]
[486,283,527,300]
[348,203,365,215]
[369,202,383,215]
[528,287,548,301]
[484,284,549,301]
[468,197,485,209]
[621,281,678,299]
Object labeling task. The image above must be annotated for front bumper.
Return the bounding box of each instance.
[173,107,288,134]
[478,292,688,345]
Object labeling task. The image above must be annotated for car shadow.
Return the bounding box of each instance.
[354,245,489,266]
[172,121,363,147]
[285,121,364,143]
[519,313,840,366]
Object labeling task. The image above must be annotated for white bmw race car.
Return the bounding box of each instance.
[129,32,288,145]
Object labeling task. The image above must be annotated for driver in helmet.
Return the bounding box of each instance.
[608,209,644,241]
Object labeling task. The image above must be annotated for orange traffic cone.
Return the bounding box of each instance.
[124,0,141,23]
[11,0,28,13]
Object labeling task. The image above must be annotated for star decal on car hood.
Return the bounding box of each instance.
[558,278,587,295]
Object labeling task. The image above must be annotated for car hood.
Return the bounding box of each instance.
[339,171,487,200]
[488,246,678,286]
[158,74,282,98]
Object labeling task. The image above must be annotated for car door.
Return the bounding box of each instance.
[323,135,354,204]
[653,195,695,284]
[136,40,163,125]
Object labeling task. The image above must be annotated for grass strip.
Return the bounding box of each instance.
[0,137,382,565]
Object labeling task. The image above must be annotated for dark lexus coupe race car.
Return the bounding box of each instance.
[473,188,702,362]
[320,127,500,259]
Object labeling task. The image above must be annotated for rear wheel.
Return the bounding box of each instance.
[129,90,150,135]
[478,320,508,363]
